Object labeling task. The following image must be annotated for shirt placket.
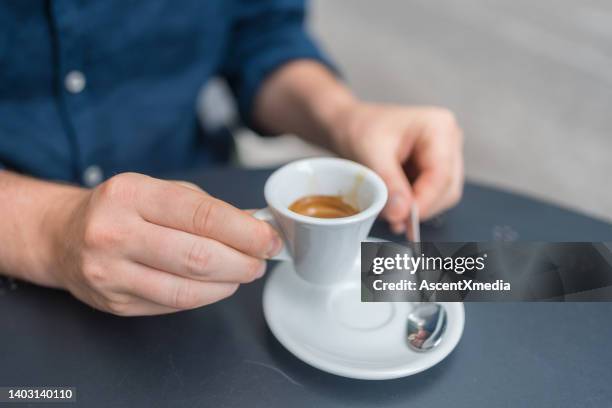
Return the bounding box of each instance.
[50,0,103,187]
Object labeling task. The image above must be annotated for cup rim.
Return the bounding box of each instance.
[263,157,388,226]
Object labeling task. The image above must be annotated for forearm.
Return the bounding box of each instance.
[252,60,357,155]
[0,171,85,287]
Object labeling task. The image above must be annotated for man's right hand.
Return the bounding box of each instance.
[43,172,282,316]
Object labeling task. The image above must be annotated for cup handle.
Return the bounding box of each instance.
[253,208,292,261]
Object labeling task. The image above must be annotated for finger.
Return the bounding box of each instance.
[391,222,406,235]
[106,297,182,316]
[371,160,414,224]
[136,178,282,258]
[116,260,239,310]
[67,279,180,316]
[414,128,463,219]
[411,133,456,220]
[127,222,266,283]
[170,180,206,193]
[116,300,180,316]
[412,165,450,220]
[435,148,464,215]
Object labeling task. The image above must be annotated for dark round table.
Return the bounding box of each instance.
[1,167,611,408]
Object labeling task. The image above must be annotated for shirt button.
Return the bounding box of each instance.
[65,70,86,94]
[83,165,103,187]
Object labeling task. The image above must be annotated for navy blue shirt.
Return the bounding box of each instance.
[0,0,329,185]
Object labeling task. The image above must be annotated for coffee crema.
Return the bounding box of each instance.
[289,195,359,219]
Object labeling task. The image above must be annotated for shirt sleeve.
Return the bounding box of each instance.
[220,0,337,130]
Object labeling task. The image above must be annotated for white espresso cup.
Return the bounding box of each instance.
[254,158,388,285]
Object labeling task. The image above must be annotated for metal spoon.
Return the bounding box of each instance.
[406,303,447,352]
[404,203,447,351]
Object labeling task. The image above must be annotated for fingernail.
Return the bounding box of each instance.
[387,193,405,216]
[255,262,267,279]
[391,223,406,235]
[267,234,283,258]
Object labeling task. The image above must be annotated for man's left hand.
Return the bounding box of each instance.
[333,103,464,235]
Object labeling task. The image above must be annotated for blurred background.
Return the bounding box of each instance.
[201,0,612,222]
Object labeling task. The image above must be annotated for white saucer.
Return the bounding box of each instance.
[262,239,465,380]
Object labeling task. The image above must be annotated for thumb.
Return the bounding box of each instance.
[373,160,413,226]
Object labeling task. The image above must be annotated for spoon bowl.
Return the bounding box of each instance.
[407,303,447,352]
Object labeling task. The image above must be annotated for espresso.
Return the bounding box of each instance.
[289,195,359,218]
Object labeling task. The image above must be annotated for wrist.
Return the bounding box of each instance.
[37,184,89,287]
[309,86,361,155]
[323,99,367,159]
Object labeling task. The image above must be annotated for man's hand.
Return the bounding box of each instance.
[41,173,282,316]
[253,61,464,236]
[333,103,464,232]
